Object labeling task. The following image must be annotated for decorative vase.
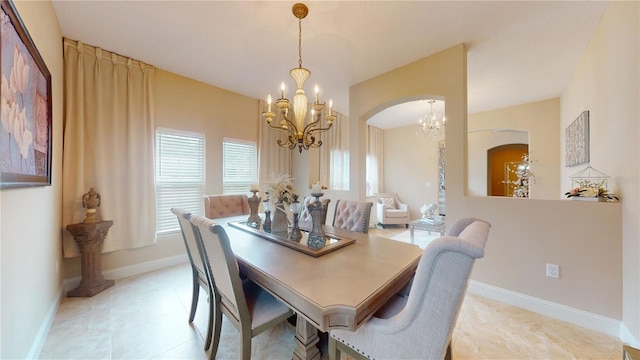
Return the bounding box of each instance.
[271,202,289,234]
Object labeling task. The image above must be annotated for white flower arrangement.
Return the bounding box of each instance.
[261,174,298,205]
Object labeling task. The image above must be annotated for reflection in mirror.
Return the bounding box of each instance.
[467,129,529,197]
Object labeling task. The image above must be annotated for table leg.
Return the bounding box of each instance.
[293,316,321,360]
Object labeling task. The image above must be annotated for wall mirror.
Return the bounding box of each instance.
[466,98,562,200]
[468,129,529,197]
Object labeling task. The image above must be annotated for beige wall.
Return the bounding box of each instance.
[348,42,623,326]
[467,98,561,199]
[63,69,261,278]
[0,1,64,358]
[560,1,639,342]
[382,125,442,219]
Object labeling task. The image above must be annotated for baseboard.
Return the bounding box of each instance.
[621,323,640,349]
[63,254,188,293]
[468,280,621,339]
[27,285,63,359]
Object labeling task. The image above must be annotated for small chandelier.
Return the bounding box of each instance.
[262,3,336,153]
[417,100,446,138]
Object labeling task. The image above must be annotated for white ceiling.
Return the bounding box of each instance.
[51,1,608,129]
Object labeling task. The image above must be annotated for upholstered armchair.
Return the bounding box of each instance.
[203,194,250,219]
[329,218,491,360]
[375,193,410,228]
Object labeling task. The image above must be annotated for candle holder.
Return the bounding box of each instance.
[288,198,302,242]
[263,199,272,232]
[307,192,328,249]
[247,189,262,228]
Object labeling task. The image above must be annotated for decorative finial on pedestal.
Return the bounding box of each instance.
[288,197,302,242]
[247,186,262,228]
[82,188,101,224]
[306,192,328,249]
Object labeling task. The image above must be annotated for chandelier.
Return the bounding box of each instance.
[262,3,336,153]
[417,100,446,138]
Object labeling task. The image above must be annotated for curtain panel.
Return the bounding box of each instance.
[366,125,384,195]
[320,112,348,190]
[61,38,156,257]
[258,100,292,184]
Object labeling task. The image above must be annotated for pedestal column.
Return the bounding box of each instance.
[66,220,114,297]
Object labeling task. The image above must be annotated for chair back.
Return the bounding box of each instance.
[298,196,331,230]
[332,200,373,233]
[329,218,491,359]
[171,208,207,284]
[388,218,490,358]
[203,194,250,219]
[190,215,249,325]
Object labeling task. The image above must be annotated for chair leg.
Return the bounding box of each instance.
[208,300,223,360]
[328,336,339,360]
[189,273,200,323]
[445,341,452,360]
[240,327,252,360]
[203,290,214,351]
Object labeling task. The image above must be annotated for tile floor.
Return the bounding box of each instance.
[39,227,623,359]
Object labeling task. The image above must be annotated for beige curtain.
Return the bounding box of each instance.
[366,125,384,195]
[320,112,349,190]
[258,100,292,183]
[61,38,156,257]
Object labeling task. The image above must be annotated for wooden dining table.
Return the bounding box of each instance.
[218,216,424,360]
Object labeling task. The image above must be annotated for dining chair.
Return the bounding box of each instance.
[171,208,214,351]
[190,214,294,360]
[203,194,250,219]
[331,199,373,234]
[328,217,491,360]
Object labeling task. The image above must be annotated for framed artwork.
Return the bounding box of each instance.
[1,0,52,187]
[565,110,589,167]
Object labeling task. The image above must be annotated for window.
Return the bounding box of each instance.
[155,128,205,235]
[223,138,257,194]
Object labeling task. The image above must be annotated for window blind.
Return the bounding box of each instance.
[155,128,205,235]
[223,138,257,194]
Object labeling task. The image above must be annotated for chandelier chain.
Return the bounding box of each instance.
[298,18,303,68]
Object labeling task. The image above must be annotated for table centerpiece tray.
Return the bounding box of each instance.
[228,220,355,257]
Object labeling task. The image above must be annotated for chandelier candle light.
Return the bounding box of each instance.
[262,3,336,153]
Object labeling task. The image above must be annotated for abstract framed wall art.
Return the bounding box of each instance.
[1,0,52,187]
[565,110,589,167]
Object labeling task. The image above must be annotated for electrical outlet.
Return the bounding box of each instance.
[546,263,560,279]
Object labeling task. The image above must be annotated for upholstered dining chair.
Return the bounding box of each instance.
[298,196,331,231]
[332,200,374,234]
[171,207,214,351]
[203,194,250,219]
[328,217,491,360]
[190,215,294,360]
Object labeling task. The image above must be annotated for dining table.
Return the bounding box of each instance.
[218,215,424,360]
